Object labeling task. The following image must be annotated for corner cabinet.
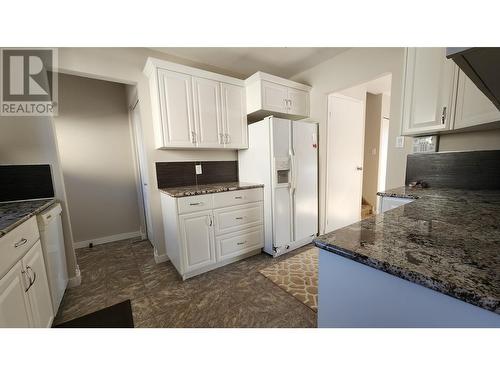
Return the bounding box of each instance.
[245,71,311,122]
[144,58,248,150]
[401,48,500,136]
[160,188,264,280]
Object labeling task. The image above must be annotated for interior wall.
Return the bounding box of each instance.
[53,74,141,245]
[0,116,78,279]
[362,93,383,208]
[57,48,237,259]
[439,128,500,151]
[290,47,413,234]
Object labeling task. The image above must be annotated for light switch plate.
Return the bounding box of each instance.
[395,136,405,148]
[195,164,202,175]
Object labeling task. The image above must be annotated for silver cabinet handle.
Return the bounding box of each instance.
[356,166,363,171]
[237,241,246,245]
[21,269,31,292]
[23,266,36,292]
[226,134,231,144]
[191,131,197,144]
[235,217,244,220]
[234,196,243,200]
[189,202,202,206]
[209,215,213,226]
[14,238,28,248]
[219,133,225,144]
[441,106,447,125]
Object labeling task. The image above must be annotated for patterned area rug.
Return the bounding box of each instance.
[259,247,318,311]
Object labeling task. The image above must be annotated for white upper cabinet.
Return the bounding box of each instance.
[402,48,457,135]
[144,58,247,149]
[245,71,311,122]
[221,83,247,149]
[157,69,196,147]
[453,69,500,130]
[192,77,223,148]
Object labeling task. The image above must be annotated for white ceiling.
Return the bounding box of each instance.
[150,47,349,79]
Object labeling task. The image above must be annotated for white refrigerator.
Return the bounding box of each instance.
[238,116,318,257]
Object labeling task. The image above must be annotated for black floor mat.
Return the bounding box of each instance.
[54,300,134,328]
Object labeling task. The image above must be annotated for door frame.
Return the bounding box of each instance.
[324,93,366,233]
[128,95,154,244]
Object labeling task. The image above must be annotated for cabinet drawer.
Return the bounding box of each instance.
[0,217,39,279]
[216,226,264,261]
[177,195,214,214]
[212,188,263,209]
[214,202,263,235]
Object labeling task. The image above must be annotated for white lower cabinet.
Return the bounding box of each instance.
[0,217,54,328]
[179,211,216,273]
[161,188,264,280]
[0,262,32,328]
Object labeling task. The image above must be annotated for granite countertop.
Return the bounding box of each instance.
[160,181,264,198]
[0,199,56,238]
[314,186,500,314]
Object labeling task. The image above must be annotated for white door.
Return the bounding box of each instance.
[0,262,32,328]
[158,69,196,147]
[325,94,365,233]
[402,48,456,135]
[454,70,500,130]
[261,81,288,113]
[292,121,318,241]
[221,83,247,149]
[192,77,223,147]
[288,88,309,117]
[130,102,154,242]
[179,211,216,273]
[23,241,53,328]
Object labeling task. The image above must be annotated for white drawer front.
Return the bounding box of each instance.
[212,188,263,209]
[177,194,214,214]
[0,217,40,278]
[214,202,263,235]
[216,226,264,261]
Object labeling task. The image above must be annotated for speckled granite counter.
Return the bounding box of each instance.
[314,187,500,314]
[160,182,264,197]
[0,199,56,238]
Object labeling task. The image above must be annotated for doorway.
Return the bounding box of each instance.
[325,74,392,232]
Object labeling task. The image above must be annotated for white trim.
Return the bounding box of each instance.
[67,266,81,288]
[73,231,141,249]
[154,252,169,264]
[143,57,245,86]
[245,71,312,92]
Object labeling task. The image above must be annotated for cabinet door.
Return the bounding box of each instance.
[287,88,309,117]
[221,83,247,149]
[23,241,54,328]
[179,211,216,273]
[261,80,288,113]
[192,77,224,148]
[158,69,196,147]
[0,261,32,328]
[402,48,456,135]
[453,70,500,130]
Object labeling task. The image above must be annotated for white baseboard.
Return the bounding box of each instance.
[73,231,142,249]
[67,266,81,288]
[154,247,169,264]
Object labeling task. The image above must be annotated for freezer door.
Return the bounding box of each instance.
[271,118,293,247]
[292,121,318,241]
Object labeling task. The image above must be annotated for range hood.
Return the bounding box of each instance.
[447,48,500,110]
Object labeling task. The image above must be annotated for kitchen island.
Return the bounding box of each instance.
[314,187,500,327]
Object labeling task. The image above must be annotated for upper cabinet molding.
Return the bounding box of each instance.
[144,58,244,87]
[245,71,312,92]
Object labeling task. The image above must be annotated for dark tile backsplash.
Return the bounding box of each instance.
[406,150,500,189]
[0,164,55,202]
[156,161,238,189]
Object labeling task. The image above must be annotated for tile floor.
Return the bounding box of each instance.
[53,238,317,328]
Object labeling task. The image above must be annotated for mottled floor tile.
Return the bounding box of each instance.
[55,237,317,328]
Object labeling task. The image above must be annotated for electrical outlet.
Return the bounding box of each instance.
[195,164,202,175]
[395,136,405,148]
